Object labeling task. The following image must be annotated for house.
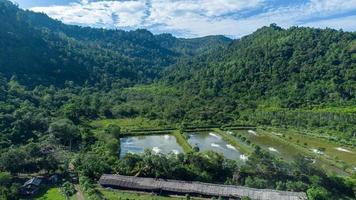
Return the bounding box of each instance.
[49,174,59,184]
[99,174,307,200]
[19,177,42,196]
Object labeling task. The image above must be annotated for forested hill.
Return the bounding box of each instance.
[0,0,231,87]
[164,24,356,108]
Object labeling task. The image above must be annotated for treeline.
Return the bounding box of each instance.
[0,0,231,87]
[161,24,356,140]
[245,109,356,142]
[165,24,356,108]
[72,139,355,200]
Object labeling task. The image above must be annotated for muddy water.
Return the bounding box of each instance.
[236,130,300,161]
[235,130,354,175]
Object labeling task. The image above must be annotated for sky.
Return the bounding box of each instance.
[12,0,356,38]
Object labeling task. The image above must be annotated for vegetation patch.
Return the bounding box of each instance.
[34,186,76,200]
[90,117,171,134]
[172,130,193,153]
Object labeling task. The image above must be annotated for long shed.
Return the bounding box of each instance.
[99,174,307,200]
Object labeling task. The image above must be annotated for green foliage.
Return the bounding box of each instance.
[74,150,113,179]
[244,176,268,189]
[172,130,193,153]
[79,176,103,200]
[0,140,60,173]
[48,119,80,147]
[0,172,11,186]
[36,187,67,200]
[0,1,230,87]
[114,150,237,183]
[307,186,331,200]
[0,183,20,200]
[105,124,121,139]
[61,182,76,197]
[0,2,354,200]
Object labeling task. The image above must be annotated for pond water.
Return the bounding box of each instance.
[187,132,244,161]
[286,132,356,166]
[120,134,183,158]
[235,130,354,175]
[235,130,300,161]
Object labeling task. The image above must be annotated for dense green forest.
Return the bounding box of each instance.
[0,0,355,199]
[0,0,230,87]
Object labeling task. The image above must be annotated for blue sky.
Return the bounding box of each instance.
[13,0,356,38]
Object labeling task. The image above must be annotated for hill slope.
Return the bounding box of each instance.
[164,24,356,108]
[0,0,231,87]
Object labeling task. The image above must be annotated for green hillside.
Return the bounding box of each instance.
[0,1,355,200]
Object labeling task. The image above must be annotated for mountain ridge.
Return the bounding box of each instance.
[0,0,232,87]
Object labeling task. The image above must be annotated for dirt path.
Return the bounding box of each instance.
[75,185,85,200]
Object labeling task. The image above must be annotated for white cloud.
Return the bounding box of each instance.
[30,0,356,38]
[302,15,356,31]
[32,1,146,28]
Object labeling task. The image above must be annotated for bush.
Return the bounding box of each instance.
[62,181,76,197]
[0,172,12,186]
[105,124,121,139]
[286,180,307,192]
[244,176,268,189]
[307,186,331,200]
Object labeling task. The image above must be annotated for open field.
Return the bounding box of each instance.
[90,117,169,131]
[33,187,76,200]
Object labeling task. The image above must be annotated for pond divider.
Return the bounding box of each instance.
[122,128,176,136]
[212,128,253,155]
[222,126,257,130]
[172,130,193,153]
[183,125,257,132]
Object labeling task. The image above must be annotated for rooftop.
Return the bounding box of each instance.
[99,174,307,200]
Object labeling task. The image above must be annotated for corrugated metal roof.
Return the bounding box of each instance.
[24,177,42,186]
[99,174,307,200]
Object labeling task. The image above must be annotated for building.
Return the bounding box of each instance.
[99,174,307,200]
[19,177,42,196]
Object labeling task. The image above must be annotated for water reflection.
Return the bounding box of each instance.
[120,134,183,158]
[187,132,243,161]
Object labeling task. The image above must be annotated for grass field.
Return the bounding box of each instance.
[100,188,196,200]
[34,187,76,200]
[91,117,169,132]
[34,187,64,200]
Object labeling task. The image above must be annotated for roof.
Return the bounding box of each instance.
[99,174,307,200]
[23,177,42,187]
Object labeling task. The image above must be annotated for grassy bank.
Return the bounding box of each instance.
[172,130,193,153]
[34,187,77,200]
[91,117,170,131]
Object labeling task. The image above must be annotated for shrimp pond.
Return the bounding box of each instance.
[120,134,183,158]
